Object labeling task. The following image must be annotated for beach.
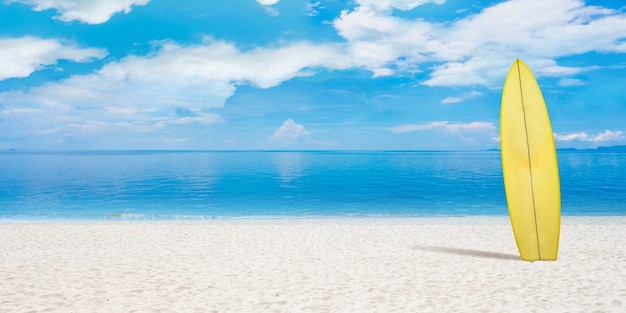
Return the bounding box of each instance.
[1,217,625,312]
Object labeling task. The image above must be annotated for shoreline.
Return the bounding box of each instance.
[2,214,625,222]
[2,216,625,312]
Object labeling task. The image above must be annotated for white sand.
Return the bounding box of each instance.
[1,216,625,312]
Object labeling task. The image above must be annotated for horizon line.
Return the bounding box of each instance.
[2,145,624,153]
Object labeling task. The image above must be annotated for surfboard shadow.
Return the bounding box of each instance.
[413,245,520,261]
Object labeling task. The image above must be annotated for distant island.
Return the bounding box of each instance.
[557,145,626,153]
[486,145,626,153]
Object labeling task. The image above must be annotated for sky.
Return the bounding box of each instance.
[0,0,625,150]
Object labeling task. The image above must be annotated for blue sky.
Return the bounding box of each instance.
[0,0,625,150]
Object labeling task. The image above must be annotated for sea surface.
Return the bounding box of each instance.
[0,150,624,220]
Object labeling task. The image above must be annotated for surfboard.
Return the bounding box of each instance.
[500,59,561,262]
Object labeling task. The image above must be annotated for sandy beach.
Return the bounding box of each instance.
[1,217,625,312]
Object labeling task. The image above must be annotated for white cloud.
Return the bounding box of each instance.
[334,5,434,75]
[0,38,352,144]
[554,130,625,143]
[372,68,394,77]
[0,37,107,80]
[0,107,41,115]
[256,0,279,16]
[558,78,588,86]
[306,1,323,16]
[105,106,156,115]
[441,97,462,104]
[387,121,495,134]
[441,90,482,104]
[68,120,109,133]
[171,114,224,125]
[270,119,310,142]
[386,121,497,146]
[423,57,507,86]
[256,0,279,5]
[263,6,280,17]
[355,0,445,12]
[333,0,626,86]
[6,0,150,24]
[2,38,351,107]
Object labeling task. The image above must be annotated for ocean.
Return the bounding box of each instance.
[0,150,624,220]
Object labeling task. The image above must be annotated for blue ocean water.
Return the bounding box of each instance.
[0,150,624,220]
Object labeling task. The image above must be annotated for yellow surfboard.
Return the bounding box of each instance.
[500,59,561,261]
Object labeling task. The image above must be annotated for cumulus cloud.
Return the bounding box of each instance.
[386,121,497,146]
[270,119,310,142]
[306,1,323,16]
[0,38,351,143]
[441,90,482,104]
[6,0,150,24]
[558,78,588,86]
[2,38,351,106]
[256,0,280,16]
[387,121,495,134]
[171,114,224,125]
[0,37,107,80]
[440,97,462,104]
[256,0,279,5]
[334,4,435,76]
[263,7,280,17]
[333,0,626,86]
[554,130,625,143]
[355,0,445,12]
